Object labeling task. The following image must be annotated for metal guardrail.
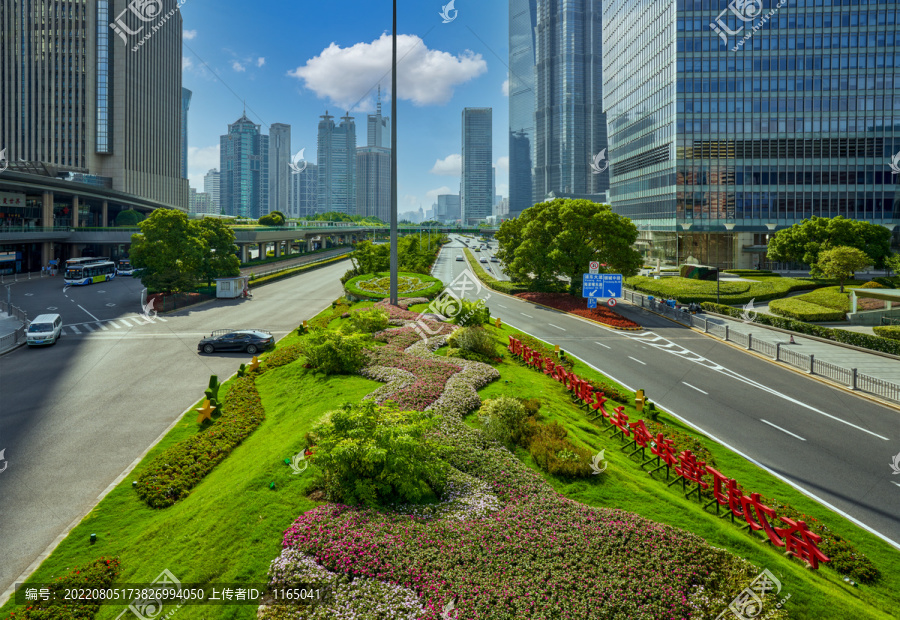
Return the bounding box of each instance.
[247,248,351,280]
[0,326,26,353]
[0,300,28,322]
[881,316,900,326]
[624,288,900,403]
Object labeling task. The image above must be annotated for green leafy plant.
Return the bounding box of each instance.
[479,396,531,446]
[6,557,122,618]
[342,307,390,334]
[873,326,900,341]
[452,298,491,327]
[447,326,497,358]
[817,246,872,293]
[310,401,448,507]
[301,330,369,375]
[768,298,846,322]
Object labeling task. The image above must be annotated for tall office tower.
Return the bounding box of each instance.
[203,169,220,211]
[534,0,608,202]
[509,0,537,217]
[436,194,461,222]
[317,111,357,214]
[289,163,319,218]
[602,0,899,270]
[268,123,291,217]
[181,88,192,179]
[356,147,391,222]
[367,88,391,149]
[0,0,189,209]
[460,108,493,224]
[219,113,269,219]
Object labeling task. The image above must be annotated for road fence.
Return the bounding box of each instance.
[623,289,900,403]
[0,299,28,354]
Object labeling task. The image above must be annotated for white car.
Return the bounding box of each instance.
[479,257,488,263]
[27,314,62,347]
[456,255,463,261]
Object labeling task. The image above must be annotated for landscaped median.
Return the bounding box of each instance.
[3,298,898,619]
[247,252,350,287]
[344,271,443,300]
[626,274,827,305]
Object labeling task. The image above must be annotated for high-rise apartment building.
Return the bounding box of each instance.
[219,113,269,219]
[509,0,538,216]
[317,111,357,214]
[204,169,220,211]
[534,0,608,202]
[461,108,493,224]
[189,187,217,215]
[602,0,899,269]
[289,163,319,218]
[435,194,461,223]
[357,95,391,222]
[268,123,291,217]
[181,88,192,179]
[0,0,189,210]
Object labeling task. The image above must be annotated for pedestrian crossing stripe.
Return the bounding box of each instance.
[69,325,81,334]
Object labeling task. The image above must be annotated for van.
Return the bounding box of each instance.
[27,314,63,347]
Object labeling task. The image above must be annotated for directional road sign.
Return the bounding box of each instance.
[582,273,623,298]
[587,297,598,309]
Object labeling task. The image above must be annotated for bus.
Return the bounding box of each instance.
[65,257,109,268]
[117,259,143,276]
[64,260,117,286]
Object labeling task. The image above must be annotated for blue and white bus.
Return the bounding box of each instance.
[116,259,143,276]
[64,260,117,286]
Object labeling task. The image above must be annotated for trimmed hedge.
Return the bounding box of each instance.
[724,269,775,276]
[768,298,845,322]
[248,254,350,287]
[136,374,265,508]
[626,275,823,305]
[6,557,121,618]
[873,326,900,341]
[463,248,566,295]
[344,272,443,300]
[701,302,900,356]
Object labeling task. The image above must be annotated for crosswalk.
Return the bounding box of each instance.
[61,314,167,336]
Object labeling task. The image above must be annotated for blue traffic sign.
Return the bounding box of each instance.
[582,273,623,298]
[587,297,598,309]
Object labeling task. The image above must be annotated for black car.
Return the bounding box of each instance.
[198,329,274,355]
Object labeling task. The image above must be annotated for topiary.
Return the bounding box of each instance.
[858,280,888,289]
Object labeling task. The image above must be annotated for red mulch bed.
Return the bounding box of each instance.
[513,292,642,330]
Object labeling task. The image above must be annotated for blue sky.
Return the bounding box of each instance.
[181,0,511,214]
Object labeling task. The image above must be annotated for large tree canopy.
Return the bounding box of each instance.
[130,209,240,293]
[496,199,642,294]
[766,216,892,275]
[817,246,872,293]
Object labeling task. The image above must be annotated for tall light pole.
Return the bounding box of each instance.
[389,0,399,305]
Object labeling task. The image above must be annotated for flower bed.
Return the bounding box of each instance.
[345,272,443,300]
[513,291,642,330]
[6,557,121,619]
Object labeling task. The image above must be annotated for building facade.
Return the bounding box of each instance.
[602,0,899,269]
[189,188,217,215]
[181,88,192,179]
[368,89,391,149]
[317,111,357,214]
[204,169,220,211]
[289,163,319,218]
[461,108,493,224]
[509,0,538,216]
[219,113,269,219]
[356,147,391,222]
[268,123,291,217]
[534,0,609,203]
[435,194,461,222]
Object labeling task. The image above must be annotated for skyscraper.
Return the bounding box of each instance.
[289,163,319,218]
[181,88,192,179]
[460,108,493,225]
[268,123,291,217]
[508,0,537,216]
[204,169,220,212]
[602,0,899,269]
[0,0,189,209]
[534,0,608,202]
[357,93,391,222]
[436,194,461,223]
[317,111,357,214]
[219,113,269,219]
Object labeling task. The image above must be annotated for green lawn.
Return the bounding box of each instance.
[625,275,832,305]
[767,285,873,321]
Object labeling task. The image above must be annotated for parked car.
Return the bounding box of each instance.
[27,314,62,347]
[198,329,274,355]
[456,255,464,261]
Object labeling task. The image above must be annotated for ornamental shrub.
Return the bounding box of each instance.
[302,330,368,375]
[859,280,888,289]
[528,428,594,479]
[450,298,491,327]
[873,326,900,341]
[342,307,390,334]
[479,396,531,446]
[872,276,898,287]
[447,326,497,359]
[7,557,122,618]
[310,400,448,507]
[768,298,845,322]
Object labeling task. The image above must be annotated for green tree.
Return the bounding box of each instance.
[129,209,203,292]
[766,216,892,275]
[496,198,642,294]
[885,252,900,276]
[817,246,872,293]
[310,401,448,507]
[115,209,145,227]
[194,218,240,288]
[258,213,284,226]
[349,240,390,274]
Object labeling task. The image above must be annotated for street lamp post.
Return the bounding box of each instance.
[389,0,399,305]
[716,267,720,304]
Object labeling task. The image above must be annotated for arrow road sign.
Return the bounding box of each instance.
[583,274,623,298]
[588,297,598,309]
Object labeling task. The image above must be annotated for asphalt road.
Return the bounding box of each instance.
[438,235,900,549]
[0,258,351,600]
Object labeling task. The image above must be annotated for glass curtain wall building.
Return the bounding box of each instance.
[219,113,269,219]
[509,0,538,216]
[317,112,357,214]
[460,108,494,224]
[534,0,609,203]
[602,0,899,269]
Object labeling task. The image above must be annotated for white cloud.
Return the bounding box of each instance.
[496,184,509,198]
[182,56,194,71]
[183,29,197,40]
[403,194,419,208]
[288,33,487,109]
[430,154,461,176]
[232,61,246,72]
[187,145,220,191]
[502,79,509,96]
[257,57,266,67]
[495,156,509,174]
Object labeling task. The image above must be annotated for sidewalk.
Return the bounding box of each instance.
[0,311,26,354]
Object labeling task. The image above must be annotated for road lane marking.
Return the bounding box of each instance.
[82,323,95,332]
[110,321,122,329]
[498,304,508,308]
[682,382,708,395]
[761,419,807,441]
[77,305,99,321]
[118,318,133,327]
[96,322,109,331]
[627,356,646,365]
[548,324,565,331]
[893,482,900,489]
[594,341,611,349]
[156,316,167,322]
[68,325,81,334]
[520,313,533,318]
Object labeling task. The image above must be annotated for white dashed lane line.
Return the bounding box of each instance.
[548,324,566,331]
[594,342,611,349]
[627,356,646,365]
[682,382,708,395]
[761,419,807,441]
[520,313,533,318]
